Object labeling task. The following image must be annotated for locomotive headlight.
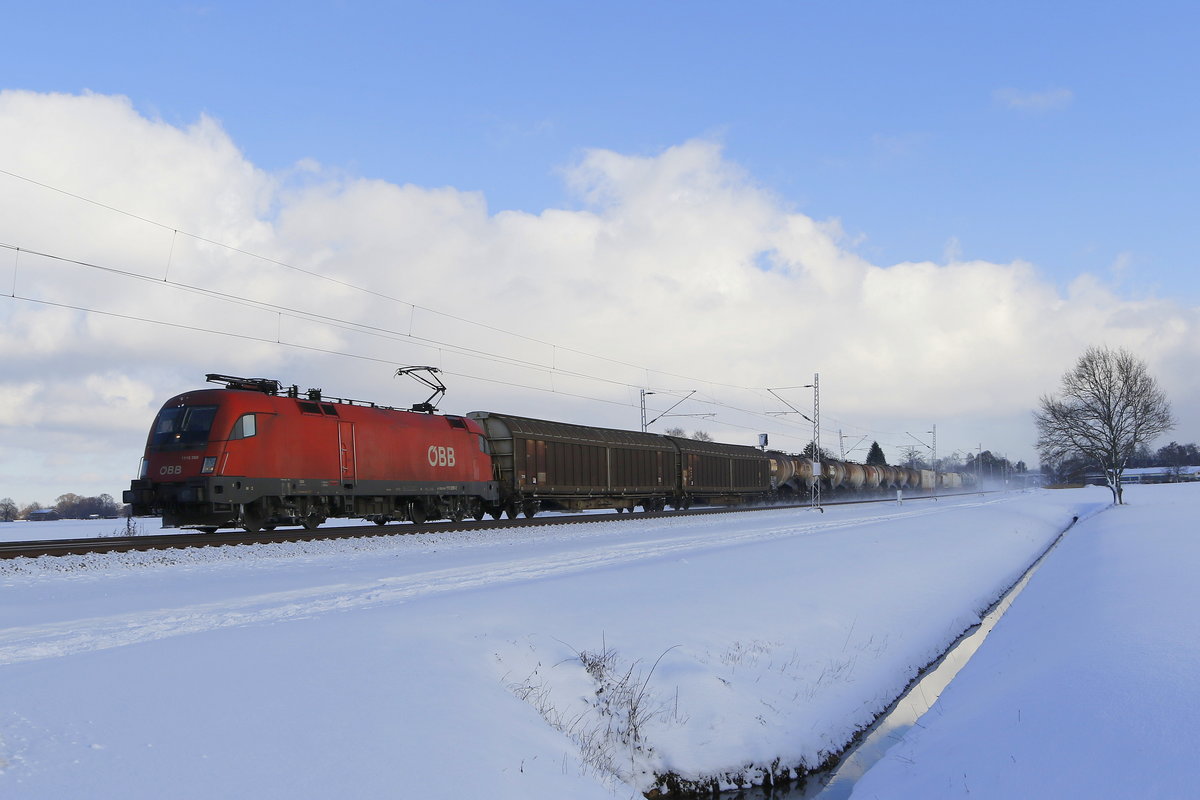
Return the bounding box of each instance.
[201,457,217,474]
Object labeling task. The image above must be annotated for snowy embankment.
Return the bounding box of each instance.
[0,491,1099,798]
[850,482,1200,799]
[0,515,370,543]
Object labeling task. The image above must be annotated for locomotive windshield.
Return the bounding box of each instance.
[149,404,218,451]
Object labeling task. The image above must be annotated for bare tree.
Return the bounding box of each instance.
[1034,345,1174,504]
[662,426,712,442]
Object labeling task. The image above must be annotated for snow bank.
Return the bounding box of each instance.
[852,483,1200,798]
[0,491,1098,797]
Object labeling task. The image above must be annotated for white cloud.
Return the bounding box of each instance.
[993,87,1074,111]
[0,90,1196,503]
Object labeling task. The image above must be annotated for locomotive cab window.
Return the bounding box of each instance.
[229,413,257,440]
[150,405,218,451]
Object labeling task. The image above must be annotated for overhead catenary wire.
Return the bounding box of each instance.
[0,167,934,449]
[0,166,745,391]
[0,237,916,451]
[0,240,715,400]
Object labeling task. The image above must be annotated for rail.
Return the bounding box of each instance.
[1,491,994,560]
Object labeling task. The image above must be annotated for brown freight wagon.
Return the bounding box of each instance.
[667,436,774,506]
[467,412,776,516]
[467,412,679,516]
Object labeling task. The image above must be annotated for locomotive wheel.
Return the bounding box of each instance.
[242,506,264,533]
[472,502,485,522]
[409,501,427,525]
[448,500,465,523]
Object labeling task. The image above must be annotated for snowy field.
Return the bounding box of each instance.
[0,488,1132,797]
[0,515,371,543]
[850,482,1200,799]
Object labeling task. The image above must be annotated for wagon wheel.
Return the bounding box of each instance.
[522,500,540,518]
[504,500,520,519]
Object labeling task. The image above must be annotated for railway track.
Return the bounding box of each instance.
[1,492,982,560]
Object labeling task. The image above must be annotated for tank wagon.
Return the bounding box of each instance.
[125,375,972,532]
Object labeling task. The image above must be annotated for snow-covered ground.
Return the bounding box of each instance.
[0,515,371,543]
[0,487,1152,798]
[850,482,1200,799]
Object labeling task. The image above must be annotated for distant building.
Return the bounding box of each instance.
[27,509,62,521]
[1084,466,1200,485]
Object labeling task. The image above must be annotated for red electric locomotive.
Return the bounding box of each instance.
[123,374,498,531]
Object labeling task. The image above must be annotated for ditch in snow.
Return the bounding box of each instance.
[717,515,1079,800]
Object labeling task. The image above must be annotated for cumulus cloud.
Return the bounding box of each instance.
[993,87,1074,111]
[1,90,1196,503]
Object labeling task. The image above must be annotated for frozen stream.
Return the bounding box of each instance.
[722,515,1079,799]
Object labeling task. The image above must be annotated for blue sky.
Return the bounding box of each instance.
[2,1,1199,503]
[6,1,1196,299]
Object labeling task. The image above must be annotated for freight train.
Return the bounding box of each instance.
[123,374,973,532]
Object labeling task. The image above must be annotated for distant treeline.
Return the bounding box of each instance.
[0,493,125,522]
[1043,441,1200,484]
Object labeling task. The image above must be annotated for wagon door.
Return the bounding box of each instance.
[338,421,356,486]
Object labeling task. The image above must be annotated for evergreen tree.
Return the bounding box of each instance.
[865,441,887,466]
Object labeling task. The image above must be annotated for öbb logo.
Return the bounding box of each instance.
[427,445,456,467]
